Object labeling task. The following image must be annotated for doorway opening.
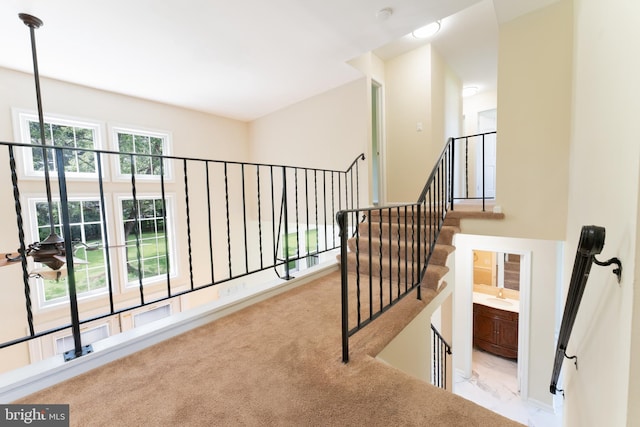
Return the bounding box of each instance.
[471,250,521,399]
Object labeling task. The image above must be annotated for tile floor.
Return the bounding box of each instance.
[454,348,563,427]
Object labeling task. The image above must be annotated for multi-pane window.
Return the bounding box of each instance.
[16,112,178,308]
[114,129,170,179]
[32,198,108,304]
[283,229,318,272]
[120,196,174,284]
[17,112,101,177]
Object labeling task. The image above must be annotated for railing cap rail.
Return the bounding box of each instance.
[0,140,364,174]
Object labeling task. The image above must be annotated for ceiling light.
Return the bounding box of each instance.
[412,21,441,39]
[462,86,479,97]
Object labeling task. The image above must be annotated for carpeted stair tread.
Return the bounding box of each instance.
[342,252,449,290]
[347,237,454,263]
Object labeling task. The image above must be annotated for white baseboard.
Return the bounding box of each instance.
[0,262,338,403]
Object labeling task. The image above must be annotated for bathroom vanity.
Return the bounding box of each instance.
[473,294,519,359]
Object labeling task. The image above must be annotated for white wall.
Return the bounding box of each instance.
[563,0,640,425]
[453,233,562,409]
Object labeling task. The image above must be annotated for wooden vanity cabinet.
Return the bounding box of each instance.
[473,303,518,359]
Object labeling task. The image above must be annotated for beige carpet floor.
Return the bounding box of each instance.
[17,271,522,426]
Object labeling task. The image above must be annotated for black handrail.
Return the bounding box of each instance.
[0,139,364,361]
[431,323,452,389]
[550,225,622,394]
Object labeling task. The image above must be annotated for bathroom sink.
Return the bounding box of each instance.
[485,297,513,307]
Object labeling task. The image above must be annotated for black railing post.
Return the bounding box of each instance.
[337,211,350,363]
[55,148,92,361]
[449,138,455,211]
[416,204,422,300]
[481,134,486,211]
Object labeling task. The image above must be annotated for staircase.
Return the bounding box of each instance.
[342,207,461,297]
[337,132,504,363]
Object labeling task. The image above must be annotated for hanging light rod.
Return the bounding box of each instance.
[16,12,69,270]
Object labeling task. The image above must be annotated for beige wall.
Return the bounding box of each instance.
[0,69,249,161]
[463,90,497,137]
[248,79,368,173]
[384,46,432,202]
[347,52,387,205]
[563,0,640,425]
[384,45,461,203]
[462,0,573,240]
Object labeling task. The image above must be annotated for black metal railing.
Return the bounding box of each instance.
[337,132,496,362]
[338,138,454,363]
[450,132,497,212]
[550,225,622,395]
[431,323,452,389]
[0,140,364,361]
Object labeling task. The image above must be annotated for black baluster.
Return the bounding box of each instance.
[131,154,144,304]
[241,164,248,274]
[8,146,34,336]
[378,208,383,311]
[160,155,171,295]
[96,153,115,313]
[224,163,232,278]
[206,161,215,284]
[183,159,194,289]
[257,166,264,269]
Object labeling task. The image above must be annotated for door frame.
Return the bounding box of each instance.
[371,80,385,206]
[453,236,531,401]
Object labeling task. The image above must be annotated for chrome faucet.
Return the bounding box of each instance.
[497,289,505,299]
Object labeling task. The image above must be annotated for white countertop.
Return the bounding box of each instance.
[473,291,519,313]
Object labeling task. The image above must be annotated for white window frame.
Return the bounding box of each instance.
[110,125,173,181]
[25,194,113,309]
[12,109,105,180]
[115,193,177,290]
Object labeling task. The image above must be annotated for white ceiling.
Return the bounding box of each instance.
[0,0,556,122]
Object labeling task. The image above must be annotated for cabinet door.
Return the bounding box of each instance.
[496,318,518,351]
[473,312,496,344]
